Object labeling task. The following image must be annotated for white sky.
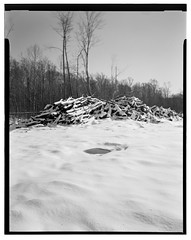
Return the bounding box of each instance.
[5,10,186,94]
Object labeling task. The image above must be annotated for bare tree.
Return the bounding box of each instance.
[127,77,134,88]
[111,64,129,99]
[110,55,117,82]
[163,81,171,98]
[27,44,42,62]
[77,11,104,95]
[26,45,42,111]
[75,48,84,97]
[52,11,73,97]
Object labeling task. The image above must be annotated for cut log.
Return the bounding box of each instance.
[34,112,50,118]
[26,120,41,127]
[44,104,53,110]
[53,114,62,124]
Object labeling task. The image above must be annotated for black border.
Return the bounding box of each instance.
[5,4,187,11]
[5,38,10,235]
[183,39,187,234]
[5,3,187,235]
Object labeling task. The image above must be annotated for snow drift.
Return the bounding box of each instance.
[10,119,183,232]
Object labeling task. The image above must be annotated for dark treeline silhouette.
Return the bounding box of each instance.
[9,53,183,115]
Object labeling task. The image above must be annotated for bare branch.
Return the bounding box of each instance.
[52,26,63,38]
[77,11,104,51]
[76,11,104,95]
[27,44,42,62]
[45,46,62,53]
[52,11,74,97]
[55,12,73,41]
[5,23,14,38]
[116,64,129,77]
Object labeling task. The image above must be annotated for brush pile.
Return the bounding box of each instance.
[15,95,182,128]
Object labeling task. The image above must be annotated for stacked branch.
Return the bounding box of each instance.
[12,95,183,129]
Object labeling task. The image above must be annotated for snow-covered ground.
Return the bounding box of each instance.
[10,118,183,232]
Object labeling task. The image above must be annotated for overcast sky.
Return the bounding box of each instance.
[5,10,186,94]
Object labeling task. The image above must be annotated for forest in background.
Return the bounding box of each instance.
[9,45,183,115]
[7,12,183,116]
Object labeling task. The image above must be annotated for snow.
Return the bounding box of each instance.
[10,119,183,232]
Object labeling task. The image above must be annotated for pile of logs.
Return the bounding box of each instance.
[15,95,182,128]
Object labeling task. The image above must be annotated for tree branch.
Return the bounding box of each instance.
[6,23,14,38]
[45,46,62,53]
[51,26,64,38]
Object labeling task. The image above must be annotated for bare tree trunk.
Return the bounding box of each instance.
[76,49,83,97]
[77,12,103,96]
[76,56,79,97]
[41,74,44,108]
[27,77,30,111]
[53,12,73,99]
[85,52,91,96]
[62,37,66,98]
[64,40,72,97]
[33,73,36,112]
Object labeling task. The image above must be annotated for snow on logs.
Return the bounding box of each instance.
[16,96,183,128]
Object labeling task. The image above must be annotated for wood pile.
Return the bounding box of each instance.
[11,95,183,129]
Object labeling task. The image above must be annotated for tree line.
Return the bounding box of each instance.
[9,47,183,114]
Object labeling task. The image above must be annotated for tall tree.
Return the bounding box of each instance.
[77,11,104,95]
[53,11,73,98]
[26,44,42,111]
[75,48,84,97]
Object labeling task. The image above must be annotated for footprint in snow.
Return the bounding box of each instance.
[84,143,128,155]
